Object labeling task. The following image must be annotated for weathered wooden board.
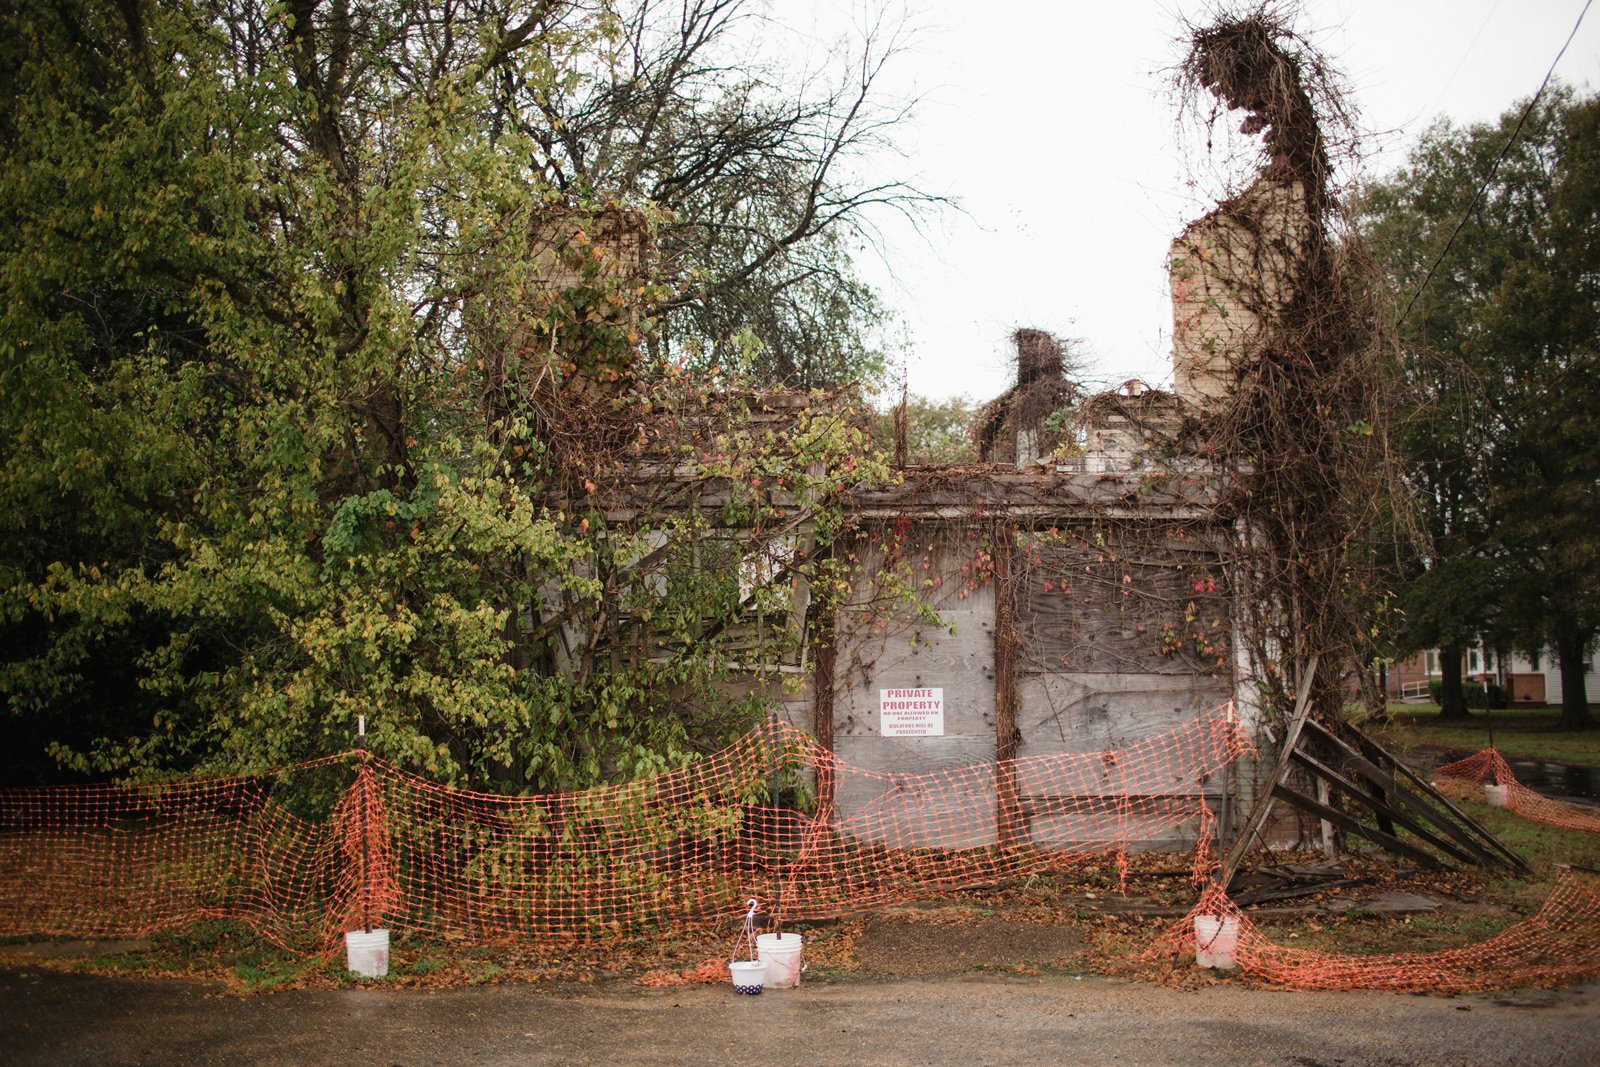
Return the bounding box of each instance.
[832,532,997,727]
[829,567,997,837]
[832,607,995,748]
[815,522,1237,854]
[845,468,1224,520]
[1014,673,1228,755]
[831,767,1000,850]
[1015,532,1232,675]
[1027,803,1223,852]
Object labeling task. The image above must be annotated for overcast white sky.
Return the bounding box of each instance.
[807,1,1600,403]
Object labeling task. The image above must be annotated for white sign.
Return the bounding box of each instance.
[879,688,945,736]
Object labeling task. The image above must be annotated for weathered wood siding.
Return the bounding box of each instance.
[825,522,1235,851]
[828,535,999,847]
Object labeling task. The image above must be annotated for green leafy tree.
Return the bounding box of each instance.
[1358,87,1600,728]
[868,394,980,465]
[0,0,894,787]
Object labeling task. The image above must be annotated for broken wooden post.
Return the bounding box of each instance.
[1221,654,1319,886]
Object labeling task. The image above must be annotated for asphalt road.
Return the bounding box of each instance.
[3,966,1597,1066]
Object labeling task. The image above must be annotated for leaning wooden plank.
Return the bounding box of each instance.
[1288,748,1480,867]
[1231,877,1368,906]
[1334,721,1531,873]
[1299,719,1511,868]
[1221,653,1320,886]
[1270,783,1448,869]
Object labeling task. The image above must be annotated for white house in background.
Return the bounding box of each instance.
[1389,643,1599,705]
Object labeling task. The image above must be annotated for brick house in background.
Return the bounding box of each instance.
[1386,644,1600,706]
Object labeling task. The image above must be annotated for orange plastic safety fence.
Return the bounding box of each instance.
[1149,870,1600,993]
[0,755,359,950]
[2,709,1249,950]
[1432,748,1600,834]
[780,710,1250,921]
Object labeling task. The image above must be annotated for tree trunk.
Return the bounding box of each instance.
[1438,641,1470,719]
[1553,627,1594,730]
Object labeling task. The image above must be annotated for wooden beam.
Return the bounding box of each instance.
[1021,794,1222,818]
[1221,653,1320,885]
[1329,721,1531,873]
[1299,719,1512,869]
[1270,783,1448,869]
[1288,748,1480,866]
[811,539,840,819]
[1232,877,1368,906]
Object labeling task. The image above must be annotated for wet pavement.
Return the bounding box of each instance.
[3,965,1597,1066]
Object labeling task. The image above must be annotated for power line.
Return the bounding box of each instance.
[1424,0,1503,122]
[1395,0,1594,329]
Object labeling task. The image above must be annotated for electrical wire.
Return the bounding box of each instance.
[1396,0,1594,329]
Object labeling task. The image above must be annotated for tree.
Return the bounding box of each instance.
[868,394,980,466]
[511,0,929,389]
[0,0,902,787]
[1357,87,1600,728]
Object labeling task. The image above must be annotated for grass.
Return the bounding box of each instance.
[232,956,328,992]
[15,839,1598,991]
[1449,790,1600,878]
[27,920,342,992]
[1252,910,1519,956]
[1364,703,1600,764]
[1246,776,1600,962]
[1354,797,1594,954]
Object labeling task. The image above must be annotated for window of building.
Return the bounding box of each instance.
[1530,650,1541,671]
[1424,650,1438,675]
[1468,649,1479,672]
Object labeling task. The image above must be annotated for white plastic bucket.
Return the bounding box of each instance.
[728,959,765,994]
[344,928,390,978]
[1485,784,1508,807]
[756,932,803,989]
[1193,914,1239,969]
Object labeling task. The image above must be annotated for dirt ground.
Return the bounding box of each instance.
[4,962,1598,1067]
[853,913,1086,976]
[0,857,1545,994]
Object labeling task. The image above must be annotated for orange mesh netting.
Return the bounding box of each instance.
[788,709,1249,918]
[1149,869,1600,993]
[0,755,361,950]
[1,709,1248,949]
[1431,748,1600,834]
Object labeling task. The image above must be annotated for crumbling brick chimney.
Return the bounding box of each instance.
[527,206,650,296]
[1169,181,1314,409]
[516,205,653,395]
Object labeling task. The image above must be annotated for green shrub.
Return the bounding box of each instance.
[1426,678,1507,709]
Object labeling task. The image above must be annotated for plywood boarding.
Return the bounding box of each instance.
[828,531,999,844]
[1027,804,1218,852]
[831,605,995,762]
[1016,528,1232,676]
[832,764,1001,851]
[817,523,1237,852]
[1014,673,1230,850]
[1013,673,1228,755]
